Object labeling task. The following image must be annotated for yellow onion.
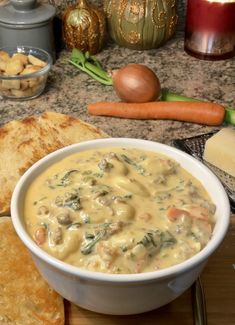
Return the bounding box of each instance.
[112,64,161,103]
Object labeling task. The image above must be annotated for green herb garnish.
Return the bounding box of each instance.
[121,154,146,175]
[58,170,79,187]
[80,223,112,255]
[81,229,106,255]
[137,230,176,255]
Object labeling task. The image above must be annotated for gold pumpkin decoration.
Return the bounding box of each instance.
[62,0,106,54]
[104,0,178,50]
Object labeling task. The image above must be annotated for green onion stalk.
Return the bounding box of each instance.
[68,48,113,86]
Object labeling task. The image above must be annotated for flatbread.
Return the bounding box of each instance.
[0,111,108,215]
[0,217,64,324]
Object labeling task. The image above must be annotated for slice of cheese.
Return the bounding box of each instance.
[203,127,235,177]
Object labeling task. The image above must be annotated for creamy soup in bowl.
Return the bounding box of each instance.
[24,147,216,274]
[11,138,230,315]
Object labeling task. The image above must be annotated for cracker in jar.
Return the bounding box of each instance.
[1,79,21,90]
[12,53,29,66]
[0,59,6,72]
[0,50,10,62]
[20,79,29,90]
[20,65,41,75]
[20,65,42,87]
[5,59,24,75]
[28,54,47,67]
[11,87,34,97]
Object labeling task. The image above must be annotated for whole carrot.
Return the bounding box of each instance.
[88,101,225,126]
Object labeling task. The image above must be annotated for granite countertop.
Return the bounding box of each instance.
[0,32,234,144]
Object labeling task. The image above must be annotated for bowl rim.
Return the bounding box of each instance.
[11,138,230,283]
[0,45,52,80]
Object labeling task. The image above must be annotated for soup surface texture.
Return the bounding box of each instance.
[24,147,216,274]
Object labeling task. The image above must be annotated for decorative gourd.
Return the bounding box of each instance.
[104,0,178,50]
[62,0,106,54]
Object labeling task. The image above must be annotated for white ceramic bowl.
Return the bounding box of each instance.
[11,138,230,315]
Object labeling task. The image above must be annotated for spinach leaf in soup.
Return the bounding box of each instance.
[46,169,79,188]
[80,223,111,255]
[120,154,146,176]
[137,230,176,256]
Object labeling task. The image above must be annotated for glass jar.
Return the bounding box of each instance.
[184,0,235,60]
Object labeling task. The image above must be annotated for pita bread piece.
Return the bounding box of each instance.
[0,111,108,215]
[0,217,64,324]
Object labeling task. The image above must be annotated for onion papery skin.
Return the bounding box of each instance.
[112,64,161,103]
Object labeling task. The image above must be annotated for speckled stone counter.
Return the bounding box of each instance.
[0,32,234,144]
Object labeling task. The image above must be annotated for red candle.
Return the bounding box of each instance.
[184,0,235,60]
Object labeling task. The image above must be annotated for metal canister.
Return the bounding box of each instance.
[0,0,56,61]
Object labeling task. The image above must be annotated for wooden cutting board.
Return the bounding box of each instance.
[65,290,193,325]
[65,214,235,325]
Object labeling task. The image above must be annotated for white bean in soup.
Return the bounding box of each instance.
[24,147,216,274]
